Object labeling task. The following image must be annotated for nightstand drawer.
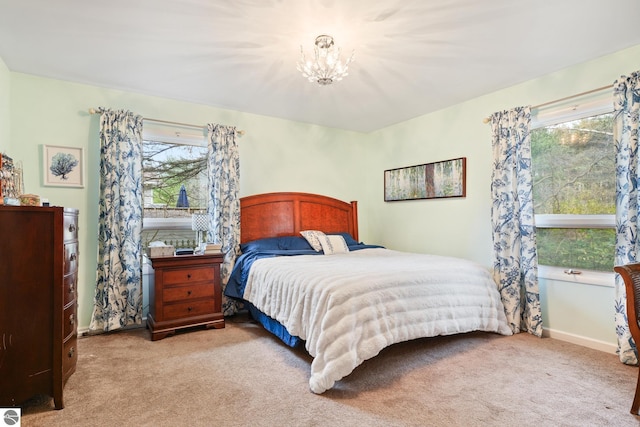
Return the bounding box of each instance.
[162,267,214,285]
[163,299,215,320]
[148,254,224,340]
[163,283,215,303]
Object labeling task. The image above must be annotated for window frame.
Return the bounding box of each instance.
[531,93,615,287]
[141,124,208,232]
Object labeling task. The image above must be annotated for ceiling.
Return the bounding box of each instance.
[1,0,639,133]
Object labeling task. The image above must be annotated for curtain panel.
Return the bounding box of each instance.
[206,124,241,316]
[89,109,144,332]
[614,71,640,365]
[490,106,542,337]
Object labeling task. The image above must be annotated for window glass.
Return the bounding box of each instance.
[142,140,208,249]
[531,112,615,272]
[536,228,615,271]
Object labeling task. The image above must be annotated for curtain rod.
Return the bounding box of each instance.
[88,108,245,136]
[482,83,612,124]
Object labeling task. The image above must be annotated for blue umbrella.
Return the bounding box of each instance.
[176,184,189,208]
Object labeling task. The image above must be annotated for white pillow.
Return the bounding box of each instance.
[300,230,325,252]
[319,234,349,255]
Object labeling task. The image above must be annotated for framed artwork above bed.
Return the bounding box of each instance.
[384,157,466,202]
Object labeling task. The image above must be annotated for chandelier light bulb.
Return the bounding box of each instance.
[297,35,354,86]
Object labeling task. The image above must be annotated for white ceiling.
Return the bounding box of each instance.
[1,0,639,133]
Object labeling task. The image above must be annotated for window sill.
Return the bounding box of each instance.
[538,265,614,288]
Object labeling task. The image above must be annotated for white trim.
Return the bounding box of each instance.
[538,265,614,288]
[142,122,207,146]
[535,214,615,228]
[542,327,617,354]
[143,217,192,230]
[531,96,613,128]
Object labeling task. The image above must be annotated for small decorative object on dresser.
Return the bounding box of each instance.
[0,205,79,410]
[147,253,225,341]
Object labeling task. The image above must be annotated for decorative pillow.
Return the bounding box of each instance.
[334,232,359,246]
[300,230,326,252]
[241,236,313,253]
[318,234,349,255]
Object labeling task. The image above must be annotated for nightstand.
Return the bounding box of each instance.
[147,253,225,341]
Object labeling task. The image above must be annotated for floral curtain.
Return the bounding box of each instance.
[207,124,241,316]
[89,109,144,332]
[490,106,542,336]
[614,71,640,365]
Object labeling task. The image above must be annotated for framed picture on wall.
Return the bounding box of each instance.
[42,145,84,188]
[384,157,466,201]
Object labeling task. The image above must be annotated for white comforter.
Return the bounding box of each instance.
[243,248,512,394]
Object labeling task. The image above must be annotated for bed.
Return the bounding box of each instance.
[225,192,512,394]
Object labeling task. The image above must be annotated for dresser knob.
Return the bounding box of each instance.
[69,253,77,261]
[187,290,192,296]
[69,314,75,325]
[187,307,193,312]
[187,273,191,279]
[68,223,76,233]
[68,347,75,358]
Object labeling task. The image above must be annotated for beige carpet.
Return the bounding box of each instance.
[20,314,640,426]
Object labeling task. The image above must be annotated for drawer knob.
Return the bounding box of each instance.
[69,314,75,325]
[69,253,77,261]
[187,273,192,279]
[187,306,193,312]
[68,223,76,233]
[68,347,75,358]
[187,290,192,296]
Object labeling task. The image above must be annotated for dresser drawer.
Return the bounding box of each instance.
[63,336,78,382]
[64,242,79,275]
[63,214,78,242]
[162,267,214,286]
[163,299,215,320]
[63,273,77,306]
[63,303,77,340]
[163,282,215,303]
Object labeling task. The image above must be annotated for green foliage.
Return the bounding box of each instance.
[532,114,614,214]
[532,113,615,271]
[143,141,208,209]
[537,228,615,271]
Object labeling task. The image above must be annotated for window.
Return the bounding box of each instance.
[531,97,615,278]
[141,125,208,249]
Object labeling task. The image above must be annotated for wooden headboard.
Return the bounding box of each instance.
[240,192,358,244]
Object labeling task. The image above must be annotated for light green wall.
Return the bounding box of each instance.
[8,73,366,329]
[6,43,640,348]
[362,43,640,349]
[0,56,10,152]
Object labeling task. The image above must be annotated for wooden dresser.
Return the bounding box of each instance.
[147,253,225,341]
[0,206,79,409]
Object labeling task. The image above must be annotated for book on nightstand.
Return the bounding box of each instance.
[196,242,222,254]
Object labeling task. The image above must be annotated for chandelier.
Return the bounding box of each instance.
[297,35,354,86]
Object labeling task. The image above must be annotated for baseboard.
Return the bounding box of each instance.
[542,327,617,354]
[78,316,147,337]
[77,321,619,356]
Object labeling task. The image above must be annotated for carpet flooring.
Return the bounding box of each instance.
[20,314,640,426]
